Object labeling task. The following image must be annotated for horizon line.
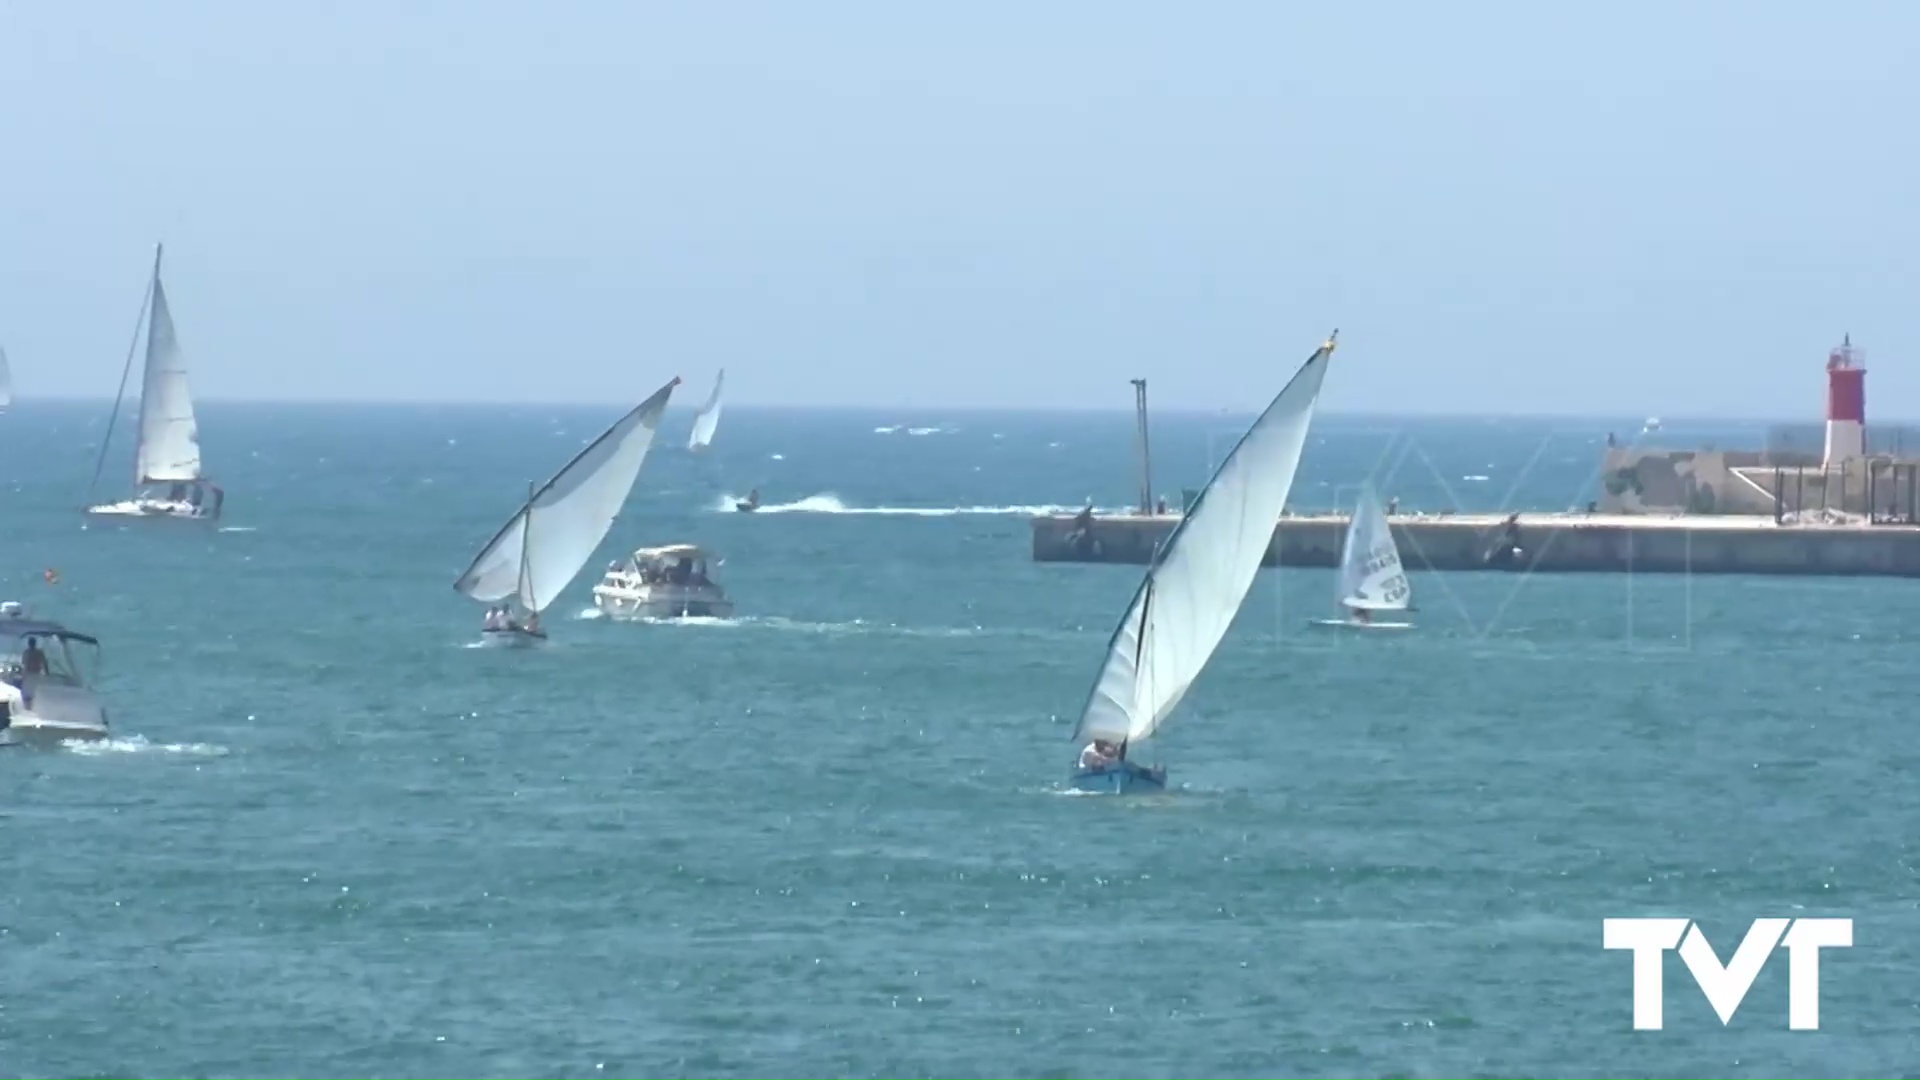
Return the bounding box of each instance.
[6,395,1891,428]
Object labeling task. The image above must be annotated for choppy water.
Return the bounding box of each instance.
[2,402,1916,1078]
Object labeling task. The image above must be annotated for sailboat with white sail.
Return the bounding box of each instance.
[0,344,13,411]
[688,369,724,452]
[454,377,681,647]
[84,244,224,522]
[1311,482,1414,630]
[1067,332,1339,794]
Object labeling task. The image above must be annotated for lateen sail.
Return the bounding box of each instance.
[688,369,724,450]
[1337,483,1409,611]
[454,377,680,614]
[135,276,203,483]
[1072,334,1337,750]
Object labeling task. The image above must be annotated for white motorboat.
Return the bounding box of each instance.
[1310,481,1416,631]
[0,602,111,749]
[454,377,681,644]
[687,369,724,452]
[84,244,225,523]
[592,544,736,620]
[1066,331,1338,794]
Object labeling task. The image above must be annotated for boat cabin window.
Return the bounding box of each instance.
[0,633,98,688]
[628,551,713,586]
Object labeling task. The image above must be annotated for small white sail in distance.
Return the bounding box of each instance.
[688,369,724,451]
[1337,483,1410,611]
[1071,332,1339,754]
[0,344,11,409]
[454,377,681,615]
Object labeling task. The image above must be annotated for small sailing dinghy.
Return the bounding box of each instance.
[1067,332,1339,794]
[688,368,724,452]
[1311,483,1414,630]
[454,377,680,647]
[84,244,224,522]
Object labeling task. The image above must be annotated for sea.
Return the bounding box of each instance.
[2,401,1916,1079]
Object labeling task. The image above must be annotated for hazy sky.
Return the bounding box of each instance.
[2,2,1914,416]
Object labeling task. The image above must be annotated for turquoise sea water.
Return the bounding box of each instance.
[3,401,1917,1078]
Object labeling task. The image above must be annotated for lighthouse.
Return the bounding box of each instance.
[1823,333,1867,467]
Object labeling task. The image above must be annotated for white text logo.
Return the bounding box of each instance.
[1603,917,1852,1030]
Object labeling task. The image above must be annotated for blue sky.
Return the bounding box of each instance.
[2,1,1913,416]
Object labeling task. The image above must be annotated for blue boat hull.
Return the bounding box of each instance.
[1068,762,1167,794]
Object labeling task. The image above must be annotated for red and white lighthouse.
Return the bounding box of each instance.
[1823,333,1867,467]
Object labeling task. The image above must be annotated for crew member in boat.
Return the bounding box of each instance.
[1077,738,1120,772]
[22,636,49,676]
[1349,606,1372,626]
[168,482,187,503]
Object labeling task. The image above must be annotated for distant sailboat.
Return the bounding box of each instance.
[454,377,680,647]
[1311,482,1414,630]
[1067,332,1339,794]
[84,244,223,522]
[0,344,12,410]
[688,369,724,452]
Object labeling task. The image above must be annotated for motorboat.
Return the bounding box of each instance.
[592,544,736,620]
[84,244,226,523]
[0,602,110,748]
[453,378,682,646]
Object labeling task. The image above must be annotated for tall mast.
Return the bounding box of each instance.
[517,480,536,616]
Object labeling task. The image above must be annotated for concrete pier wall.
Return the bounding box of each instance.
[1032,512,1920,577]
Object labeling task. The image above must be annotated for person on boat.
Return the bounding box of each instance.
[210,485,225,518]
[1077,739,1120,772]
[523,611,541,635]
[1349,606,1372,626]
[21,637,48,676]
[482,607,502,631]
[1155,495,1169,515]
[168,482,187,502]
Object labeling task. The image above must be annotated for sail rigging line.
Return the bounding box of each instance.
[85,255,158,508]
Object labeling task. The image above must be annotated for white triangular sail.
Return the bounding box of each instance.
[688,369,724,451]
[0,344,12,409]
[1072,333,1338,751]
[134,269,203,483]
[454,377,680,614]
[1337,483,1409,611]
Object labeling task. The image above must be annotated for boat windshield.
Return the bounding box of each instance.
[622,549,714,585]
[0,630,100,688]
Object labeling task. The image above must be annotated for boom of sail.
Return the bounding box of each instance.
[1337,483,1409,611]
[454,377,680,615]
[688,369,724,451]
[1071,333,1338,751]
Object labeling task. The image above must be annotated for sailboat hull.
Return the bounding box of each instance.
[1308,617,1414,631]
[479,627,548,649]
[1067,762,1168,795]
[84,498,216,521]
